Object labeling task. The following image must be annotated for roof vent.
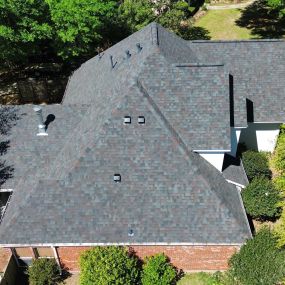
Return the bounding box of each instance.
[125,50,131,58]
[124,116,131,124]
[128,229,134,237]
[114,174,121,183]
[138,116,145,124]
[136,43,142,52]
[110,55,117,68]
[33,106,48,136]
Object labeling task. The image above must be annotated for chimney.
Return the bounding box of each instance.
[33,106,48,136]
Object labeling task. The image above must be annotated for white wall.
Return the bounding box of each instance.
[198,152,225,172]
[230,127,241,157]
[239,123,280,152]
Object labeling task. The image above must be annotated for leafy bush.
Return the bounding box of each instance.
[271,124,285,175]
[28,258,61,285]
[141,253,176,285]
[80,246,140,285]
[229,227,285,285]
[242,150,271,181]
[242,177,281,220]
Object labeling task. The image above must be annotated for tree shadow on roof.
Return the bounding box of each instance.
[235,0,285,38]
[0,107,22,186]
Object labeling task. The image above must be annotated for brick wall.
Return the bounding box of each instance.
[56,245,240,272]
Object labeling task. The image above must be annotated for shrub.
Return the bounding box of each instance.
[229,227,285,285]
[242,177,281,220]
[141,253,176,285]
[28,258,61,285]
[271,124,285,175]
[79,246,140,285]
[242,150,271,181]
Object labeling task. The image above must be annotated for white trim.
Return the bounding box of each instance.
[0,189,13,192]
[2,242,244,247]
[226,179,246,189]
[254,121,284,124]
[52,246,62,274]
[193,149,230,152]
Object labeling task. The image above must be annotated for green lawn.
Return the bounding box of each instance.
[194,9,252,40]
[177,272,220,285]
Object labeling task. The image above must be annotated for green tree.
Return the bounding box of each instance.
[119,0,210,40]
[28,258,61,285]
[229,227,285,285]
[0,0,53,67]
[242,177,281,220]
[242,150,271,181]
[46,0,118,59]
[141,253,176,285]
[79,246,140,285]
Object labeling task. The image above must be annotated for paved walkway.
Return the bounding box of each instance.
[206,0,254,9]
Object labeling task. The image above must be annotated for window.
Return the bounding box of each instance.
[114,174,121,182]
[124,116,131,124]
[138,116,145,124]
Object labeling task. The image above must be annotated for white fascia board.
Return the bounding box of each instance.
[1,242,244,247]
[226,179,246,189]
[0,189,13,192]
[254,121,284,124]
[193,150,230,153]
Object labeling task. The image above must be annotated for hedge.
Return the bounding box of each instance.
[242,177,281,220]
[229,227,285,285]
[242,150,271,181]
[28,258,61,285]
[142,254,177,285]
[271,124,285,175]
[79,246,140,285]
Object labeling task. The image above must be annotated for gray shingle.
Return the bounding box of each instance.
[189,40,285,127]
[0,23,252,245]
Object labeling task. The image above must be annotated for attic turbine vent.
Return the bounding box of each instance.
[124,116,131,124]
[138,116,145,124]
[128,229,134,237]
[114,174,121,183]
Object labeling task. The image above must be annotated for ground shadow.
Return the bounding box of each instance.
[236,0,285,38]
[187,26,211,40]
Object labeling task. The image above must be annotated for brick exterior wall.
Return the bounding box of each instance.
[56,245,240,272]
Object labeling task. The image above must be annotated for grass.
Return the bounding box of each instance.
[194,9,253,40]
[177,272,220,285]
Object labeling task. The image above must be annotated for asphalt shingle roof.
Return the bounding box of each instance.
[190,40,285,127]
[0,23,255,245]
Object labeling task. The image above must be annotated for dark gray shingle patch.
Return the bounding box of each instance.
[222,154,249,187]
